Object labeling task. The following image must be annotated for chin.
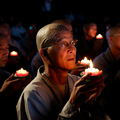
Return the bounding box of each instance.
[68,65,76,70]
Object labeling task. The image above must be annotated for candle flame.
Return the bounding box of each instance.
[84,57,87,60]
[10,51,18,56]
[97,34,102,37]
[96,34,103,39]
[21,68,24,71]
[90,60,93,68]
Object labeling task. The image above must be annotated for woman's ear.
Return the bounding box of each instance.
[39,49,48,61]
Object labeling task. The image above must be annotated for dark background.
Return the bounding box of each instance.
[0,0,120,33]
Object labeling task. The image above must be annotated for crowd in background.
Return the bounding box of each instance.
[0,10,119,74]
[0,0,120,119]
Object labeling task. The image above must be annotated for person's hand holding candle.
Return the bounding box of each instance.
[14,68,31,89]
[74,60,104,105]
[69,71,105,107]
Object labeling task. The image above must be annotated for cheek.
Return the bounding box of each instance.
[113,38,120,45]
[52,50,66,65]
[48,49,66,68]
[48,48,76,69]
[115,40,120,47]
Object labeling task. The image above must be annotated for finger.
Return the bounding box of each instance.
[85,92,97,103]
[75,72,92,86]
[76,60,81,65]
[85,85,104,104]
[5,73,14,81]
[10,77,26,83]
[86,76,104,88]
[76,78,104,94]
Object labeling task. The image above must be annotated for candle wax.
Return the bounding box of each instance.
[15,68,29,77]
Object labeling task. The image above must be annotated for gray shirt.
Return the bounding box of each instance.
[93,48,120,120]
[16,67,81,120]
[16,67,110,120]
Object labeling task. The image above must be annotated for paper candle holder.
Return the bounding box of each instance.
[80,60,103,81]
[79,57,91,67]
[14,68,29,78]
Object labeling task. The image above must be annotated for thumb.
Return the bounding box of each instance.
[76,61,81,65]
[5,73,14,81]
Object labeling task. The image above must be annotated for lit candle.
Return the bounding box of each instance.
[80,57,90,66]
[81,60,102,76]
[10,51,18,56]
[96,34,103,39]
[15,68,29,77]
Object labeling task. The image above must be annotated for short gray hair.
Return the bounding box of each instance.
[36,23,69,51]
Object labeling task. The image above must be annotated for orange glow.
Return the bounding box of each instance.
[80,57,90,66]
[83,60,102,76]
[10,51,18,56]
[15,68,29,77]
[96,34,103,39]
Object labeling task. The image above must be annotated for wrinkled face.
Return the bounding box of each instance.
[46,31,76,71]
[110,30,120,51]
[88,25,97,38]
[0,38,9,67]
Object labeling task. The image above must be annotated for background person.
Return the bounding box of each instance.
[0,33,31,120]
[76,22,104,60]
[93,26,120,120]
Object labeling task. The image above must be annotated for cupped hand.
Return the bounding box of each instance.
[69,73,105,109]
[0,73,26,98]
